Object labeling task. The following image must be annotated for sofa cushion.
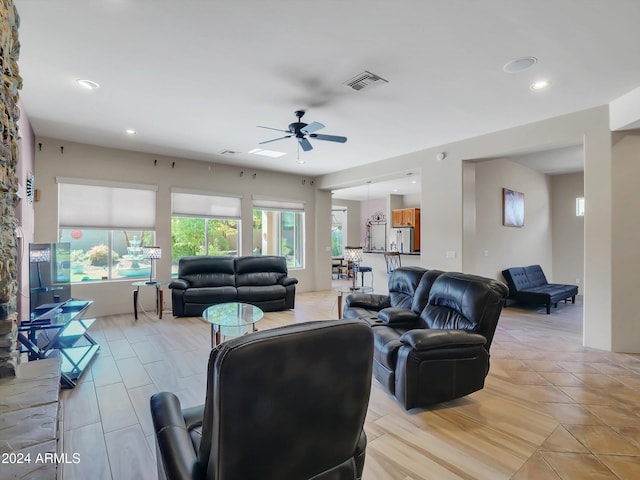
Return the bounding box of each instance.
[420,272,508,342]
[373,327,403,371]
[237,285,286,302]
[524,265,549,287]
[184,286,237,304]
[178,256,236,288]
[236,256,287,286]
[410,270,444,313]
[388,267,427,309]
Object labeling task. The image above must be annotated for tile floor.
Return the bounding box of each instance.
[56,289,640,480]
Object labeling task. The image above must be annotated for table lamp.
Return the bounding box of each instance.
[343,246,363,291]
[143,246,161,284]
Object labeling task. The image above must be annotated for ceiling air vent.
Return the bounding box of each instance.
[343,71,388,91]
[219,150,238,155]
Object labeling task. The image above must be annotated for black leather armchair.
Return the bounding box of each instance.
[344,267,508,410]
[150,319,374,480]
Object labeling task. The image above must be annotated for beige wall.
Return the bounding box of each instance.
[33,137,332,317]
[318,106,619,351]
[464,158,552,281]
[551,172,584,293]
[15,101,36,321]
[611,134,640,352]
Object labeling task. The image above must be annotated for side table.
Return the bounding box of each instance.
[132,281,168,320]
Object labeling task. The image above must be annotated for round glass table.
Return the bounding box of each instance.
[202,302,264,347]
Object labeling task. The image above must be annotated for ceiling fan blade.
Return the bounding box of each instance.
[301,121,325,134]
[298,137,313,151]
[257,125,291,133]
[309,133,347,143]
[259,135,292,145]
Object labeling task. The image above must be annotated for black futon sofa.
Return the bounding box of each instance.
[343,267,508,409]
[501,265,578,314]
[169,255,298,316]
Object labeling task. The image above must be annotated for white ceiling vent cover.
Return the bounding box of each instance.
[343,71,388,91]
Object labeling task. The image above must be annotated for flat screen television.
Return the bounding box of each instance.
[29,242,71,316]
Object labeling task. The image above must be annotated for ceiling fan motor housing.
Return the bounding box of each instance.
[289,122,308,136]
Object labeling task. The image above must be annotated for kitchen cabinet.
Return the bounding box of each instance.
[392,208,420,227]
[391,208,420,251]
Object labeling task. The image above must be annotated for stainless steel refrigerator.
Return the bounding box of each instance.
[391,227,415,253]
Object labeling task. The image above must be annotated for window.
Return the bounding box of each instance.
[576,197,585,217]
[252,197,305,268]
[331,209,346,257]
[57,178,157,282]
[60,229,154,282]
[171,191,242,275]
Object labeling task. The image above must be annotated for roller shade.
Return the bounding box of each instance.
[252,195,305,212]
[58,178,157,229]
[172,190,241,218]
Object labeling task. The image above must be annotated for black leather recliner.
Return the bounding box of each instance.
[344,267,508,410]
[150,319,374,480]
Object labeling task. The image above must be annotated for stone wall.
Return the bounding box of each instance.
[0,0,21,378]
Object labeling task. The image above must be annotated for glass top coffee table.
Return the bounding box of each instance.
[202,302,264,347]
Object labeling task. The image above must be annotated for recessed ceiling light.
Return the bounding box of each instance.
[125,129,136,135]
[297,160,305,165]
[503,56,537,74]
[530,80,551,91]
[411,180,417,184]
[248,148,287,158]
[76,79,100,90]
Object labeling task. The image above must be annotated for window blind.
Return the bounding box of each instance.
[252,195,305,212]
[171,190,242,218]
[58,178,157,229]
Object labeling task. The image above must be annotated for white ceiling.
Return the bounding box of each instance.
[14,1,640,179]
[332,174,422,202]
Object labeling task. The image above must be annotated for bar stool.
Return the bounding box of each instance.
[355,264,374,289]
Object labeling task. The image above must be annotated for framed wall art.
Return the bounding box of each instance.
[503,188,524,227]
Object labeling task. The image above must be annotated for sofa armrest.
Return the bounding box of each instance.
[282,276,299,287]
[169,279,189,290]
[378,307,420,326]
[399,329,486,351]
[150,392,199,480]
[344,294,391,310]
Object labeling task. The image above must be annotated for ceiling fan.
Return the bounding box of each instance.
[257,110,347,152]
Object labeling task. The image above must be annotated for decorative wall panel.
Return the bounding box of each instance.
[0,0,22,377]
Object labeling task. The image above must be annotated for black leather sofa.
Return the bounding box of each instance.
[501,265,578,314]
[150,319,373,480]
[343,267,508,409]
[169,255,298,317]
